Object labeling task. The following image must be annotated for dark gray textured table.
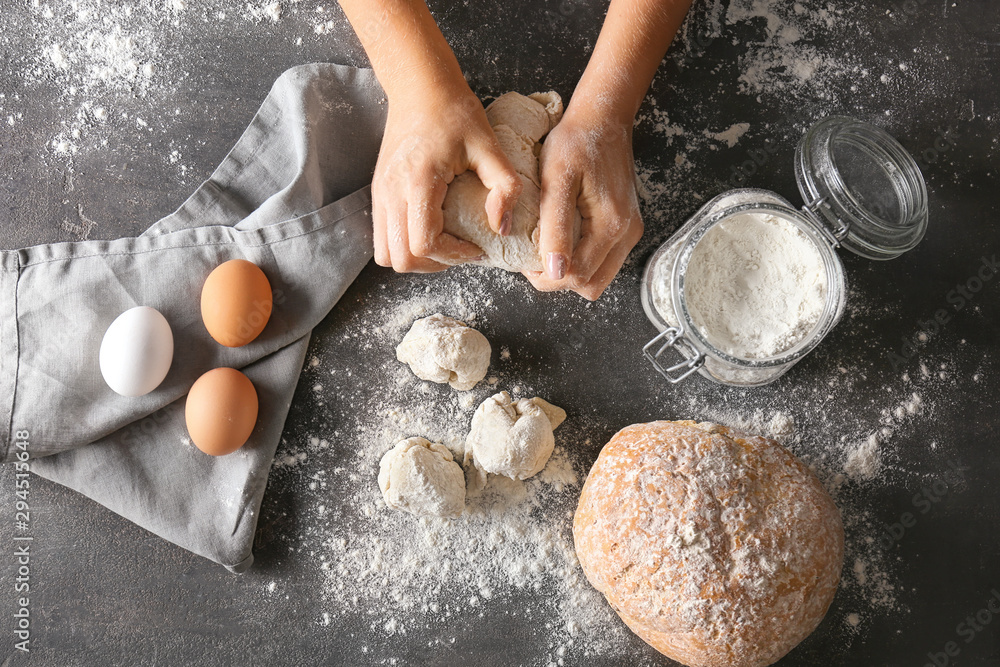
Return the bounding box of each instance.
[1,1,998,665]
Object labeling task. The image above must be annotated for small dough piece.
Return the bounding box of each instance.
[464,391,566,486]
[441,91,582,273]
[378,437,466,519]
[396,314,491,391]
[573,420,844,667]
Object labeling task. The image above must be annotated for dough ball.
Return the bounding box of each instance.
[441,91,582,273]
[573,421,844,667]
[396,314,491,391]
[378,437,466,519]
[464,391,566,485]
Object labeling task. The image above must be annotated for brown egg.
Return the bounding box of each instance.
[201,259,272,347]
[185,367,259,456]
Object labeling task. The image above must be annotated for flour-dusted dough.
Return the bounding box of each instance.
[573,421,844,667]
[464,391,566,487]
[378,437,466,519]
[441,91,582,273]
[396,314,491,391]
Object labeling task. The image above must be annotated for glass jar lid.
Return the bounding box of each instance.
[794,116,928,260]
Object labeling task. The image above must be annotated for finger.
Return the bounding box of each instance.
[469,143,522,236]
[406,172,483,264]
[522,270,565,293]
[427,232,484,264]
[387,196,448,274]
[372,196,391,267]
[385,196,409,270]
[571,218,644,301]
[568,208,635,288]
[538,166,581,282]
[410,197,483,264]
[405,170,447,259]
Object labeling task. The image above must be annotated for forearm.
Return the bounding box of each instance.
[338,0,470,102]
[570,0,692,123]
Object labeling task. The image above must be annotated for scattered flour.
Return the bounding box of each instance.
[704,122,750,148]
[844,392,923,481]
[268,274,650,663]
[247,1,283,23]
[844,433,882,481]
[725,0,855,100]
[35,2,160,95]
[14,0,326,163]
[7,0,979,662]
[272,251,958,661]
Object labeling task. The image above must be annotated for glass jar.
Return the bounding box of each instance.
[640,116,929,386]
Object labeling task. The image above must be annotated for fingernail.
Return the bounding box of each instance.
[499,211,512,236]
[546,252,566,281]
[472,254,487,262]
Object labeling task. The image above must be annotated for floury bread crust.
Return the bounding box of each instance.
[573,420,844,667]
[441,91,581,273]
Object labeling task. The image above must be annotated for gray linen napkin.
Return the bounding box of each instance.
[0,63,387,572]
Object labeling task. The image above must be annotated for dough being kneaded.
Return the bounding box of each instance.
[396,314,491,391]
[440,91,582,273]
[464,391,566,486]
[378,437,466,519]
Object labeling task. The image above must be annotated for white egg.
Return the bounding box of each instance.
[99,306,174,397]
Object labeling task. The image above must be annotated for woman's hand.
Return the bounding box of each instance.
[337,0,521,274]
[524,0,692,299]
[524,108,643,300]
[338,0,690,287]
[372,85,522,273]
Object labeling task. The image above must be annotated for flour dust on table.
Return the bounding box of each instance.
[262,251,961,663]
[10,0,363,167]
[266,271,647,663]
[252,248,968,662]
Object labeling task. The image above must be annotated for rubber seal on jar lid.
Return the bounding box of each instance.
[794,116,929,261]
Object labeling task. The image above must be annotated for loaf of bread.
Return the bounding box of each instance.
[573,420,844,667]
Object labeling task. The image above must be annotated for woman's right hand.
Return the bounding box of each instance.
[371,81,523,273]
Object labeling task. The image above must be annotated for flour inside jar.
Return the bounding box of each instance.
[681,212,828,359]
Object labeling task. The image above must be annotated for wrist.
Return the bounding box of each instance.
[563,88,636,135]
[340,0,472,108]
[385,62,473,109]
[566,66,642,129]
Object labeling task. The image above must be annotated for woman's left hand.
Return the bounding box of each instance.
[524,106,643,301]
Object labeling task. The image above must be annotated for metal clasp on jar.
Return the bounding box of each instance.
[801,196,849,248]
[642,328,705,383]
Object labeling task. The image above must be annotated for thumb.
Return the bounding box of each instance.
[469,144,522,236]
[538,164,580,282]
